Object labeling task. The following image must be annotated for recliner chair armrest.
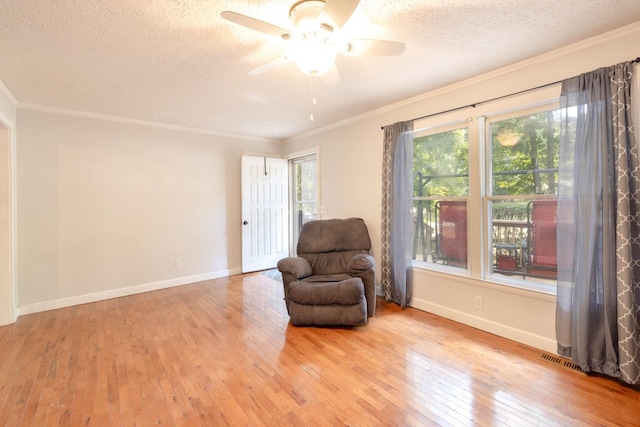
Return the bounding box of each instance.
[277,257,312,280]
[348,254,375,274]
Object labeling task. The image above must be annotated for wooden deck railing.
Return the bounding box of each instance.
[413,216,557,279]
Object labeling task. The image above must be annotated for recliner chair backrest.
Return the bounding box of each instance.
[296,218,371,275]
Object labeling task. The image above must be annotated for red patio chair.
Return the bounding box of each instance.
[435,201,467,267]
[527,200,557,278]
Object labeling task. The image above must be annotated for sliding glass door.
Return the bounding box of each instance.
[290,154,317,255]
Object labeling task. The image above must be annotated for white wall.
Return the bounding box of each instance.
[17,109,281,313]
[283,21,640,353]
[298,121,384,254]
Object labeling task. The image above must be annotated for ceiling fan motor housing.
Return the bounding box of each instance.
[289,0,329,32]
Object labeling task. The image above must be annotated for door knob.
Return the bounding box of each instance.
[243,221,248,225]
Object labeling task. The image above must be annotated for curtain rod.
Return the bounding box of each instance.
[381,56,640,130]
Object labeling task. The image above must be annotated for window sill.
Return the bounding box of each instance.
[411,261,557,301]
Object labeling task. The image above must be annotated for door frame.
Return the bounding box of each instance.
[241,154,289,273]
[0,110,16,325]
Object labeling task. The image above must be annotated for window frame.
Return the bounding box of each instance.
[482,101,560,294]
[412,119,472,276]
[411,85,562,295]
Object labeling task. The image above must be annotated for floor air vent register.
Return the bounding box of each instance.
[538,352,586,375]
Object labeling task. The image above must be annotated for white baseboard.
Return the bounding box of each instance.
[409,296,557,354]
[18,268,242,316]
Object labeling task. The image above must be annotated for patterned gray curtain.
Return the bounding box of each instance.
[556,61,640,384]
[381,120,414,307]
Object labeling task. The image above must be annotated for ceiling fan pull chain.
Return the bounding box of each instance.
[310,76,317,122]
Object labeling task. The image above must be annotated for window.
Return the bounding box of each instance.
[486,107,560,287]
[411,87,561,293]
[413,123,469,271]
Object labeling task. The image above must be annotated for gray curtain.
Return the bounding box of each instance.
[381,120,414,307]
[556,61,640,384]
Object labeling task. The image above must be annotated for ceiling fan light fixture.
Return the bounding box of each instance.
[496,132,521,147]
[290,33,337,76]
[222,0,405,84]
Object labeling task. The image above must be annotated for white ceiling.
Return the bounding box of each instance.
[1,0,640,141]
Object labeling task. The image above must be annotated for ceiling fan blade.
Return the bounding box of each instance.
[221,11,291,39]
[319,0,360,30]
[319,63,340,86]
[249,56,290,75]
[341,39,406,56]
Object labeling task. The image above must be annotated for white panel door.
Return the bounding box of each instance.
[241,155,289,273]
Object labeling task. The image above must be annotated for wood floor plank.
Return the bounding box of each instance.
[1,273,639,426]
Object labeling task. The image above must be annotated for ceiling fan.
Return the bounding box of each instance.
[221,0,406,86]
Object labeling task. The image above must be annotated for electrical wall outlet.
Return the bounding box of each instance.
[175,259,182,268]
[475,296,483,310]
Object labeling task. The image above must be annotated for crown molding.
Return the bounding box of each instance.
[17,102,279,143]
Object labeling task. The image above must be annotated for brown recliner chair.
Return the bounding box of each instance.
[276,218,376,326]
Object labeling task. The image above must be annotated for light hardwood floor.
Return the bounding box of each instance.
[0,273,638,426]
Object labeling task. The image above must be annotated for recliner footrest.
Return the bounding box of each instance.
[288,300,367,326]
[288,278,364,305]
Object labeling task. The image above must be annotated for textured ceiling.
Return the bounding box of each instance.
[1,0,640,141]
